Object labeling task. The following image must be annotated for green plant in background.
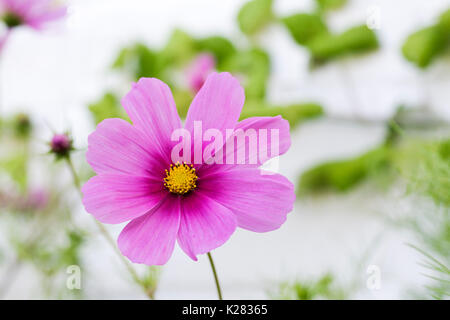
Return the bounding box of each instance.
[297,145,391,196]
[13,228,86,299]
[296,104,450,198]
[220,47,270,101]
[408,244,449,300]
[281,1,379,66]
[272,273,349,300]
[237,0,274,36]
[394,136,449,300]
[88,92,129,125]
[113,42,168,81]
[402,8,450,68]
[196,36,237,67]
[395,138,450,207]
[282,13,328,46]
[0,151,28,192]
[315,0,347,13]
[240,102,323,128]
[308,25,378,65]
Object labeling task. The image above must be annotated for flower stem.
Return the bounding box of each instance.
[65,156,154,299]
[207,252,223,300]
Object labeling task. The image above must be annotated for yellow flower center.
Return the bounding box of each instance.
[164,162,198,195]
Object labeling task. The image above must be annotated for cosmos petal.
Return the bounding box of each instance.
[122,77,182,164]
[199,168,295,232]
[118,196,180,266]
[185,72,245,139]
[86,118,167,178]
[82,174,165,224]
[177,193,237,261]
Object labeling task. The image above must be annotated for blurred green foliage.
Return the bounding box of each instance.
[298,116,450,201]
[282,7,379,65]
[110,33,270,104]
[282,13,328,46]
[12,113,32,139]
[315,0,347,13]
[402,26,448,68]
[240,102,323,128]
[402,8,450,68]
[220,48,270,101]
[272,273,348,300]
[172,89,194,119]
[88,92,129,125]
[298,145,390,195]
[196,36,237,66]
[395,139,450,207]
[0,151,28,192]
[237,0,274,35]
[113,43,167,80]
[308,25,379,64]
[161,29,198,67]
[439,9,450,34]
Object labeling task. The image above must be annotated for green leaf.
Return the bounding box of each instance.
[88,93,129,125]
[195,36,237,66]
[315,0,347,12]
[112,43,166,80]
[238,0,274,35]
[282,13,328,46]
[221,48,270,100]
[308,25,379,63]
[438,8,450,35]
[402,26,447,68]
[298,146,390,195]
[161,29,197,67]
[240,103,323,128]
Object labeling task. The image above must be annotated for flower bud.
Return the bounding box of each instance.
[50,133,73,159]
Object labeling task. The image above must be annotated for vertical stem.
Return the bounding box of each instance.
[65,156,153,299]
[207,252,223,300]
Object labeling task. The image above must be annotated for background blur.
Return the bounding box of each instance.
[0,0,449,299]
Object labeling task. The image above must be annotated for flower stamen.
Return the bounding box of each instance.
[164,162,198,195]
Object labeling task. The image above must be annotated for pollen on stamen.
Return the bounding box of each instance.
[163,162,198,195]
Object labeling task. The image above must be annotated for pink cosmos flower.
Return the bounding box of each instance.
[82,72,295,266]
[0,0,66,30]
[187,53,216,93]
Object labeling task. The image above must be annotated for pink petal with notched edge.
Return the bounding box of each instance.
[122,78,182,164]
[177,193,237,261]
[185,72,245,140]
[199,168,295,232]
[86,118,167,178]
[82,174,165,224]
[201,115,291,174]
[118,196,180,265]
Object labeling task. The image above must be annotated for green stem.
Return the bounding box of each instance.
[65,156,154,299]
[207,252,223,300]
